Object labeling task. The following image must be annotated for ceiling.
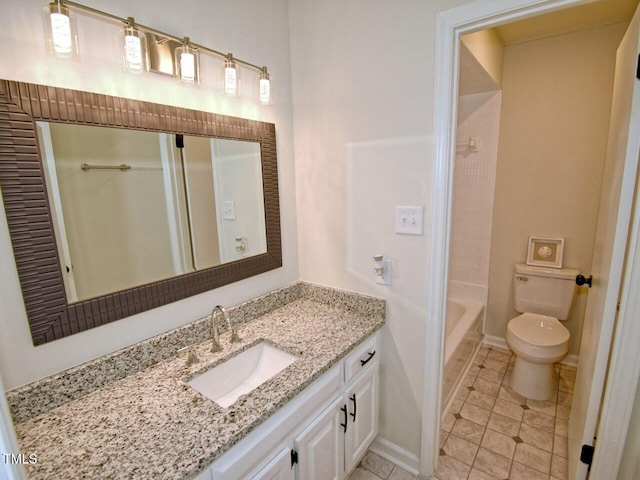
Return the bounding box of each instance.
[496,0,639,45]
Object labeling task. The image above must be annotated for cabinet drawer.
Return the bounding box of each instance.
[344,332,379,384]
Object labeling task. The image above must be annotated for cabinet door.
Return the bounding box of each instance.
[248,447,295,480]
[344,362,379,473]
[294,397,343,480]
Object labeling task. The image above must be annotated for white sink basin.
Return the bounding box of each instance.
[187,343,298,408]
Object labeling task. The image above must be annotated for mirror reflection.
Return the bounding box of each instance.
[37,122,267,302]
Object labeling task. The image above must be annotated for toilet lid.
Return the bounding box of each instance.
[508,313,570,346]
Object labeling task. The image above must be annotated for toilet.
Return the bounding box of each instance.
[506,263,578,400]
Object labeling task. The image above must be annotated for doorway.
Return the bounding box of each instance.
[422,0,640,478]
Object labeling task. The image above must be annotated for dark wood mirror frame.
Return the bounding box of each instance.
[0,79,282,346]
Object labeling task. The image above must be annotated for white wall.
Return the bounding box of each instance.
[449,90,502,301]
[618,377,640,479]
[289,0,470,462]
[212,139,267,262]
[0,0,298,389]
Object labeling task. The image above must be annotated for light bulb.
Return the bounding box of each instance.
[180,53,195,81]
[259,67,272,105]
[224,54,239,97]
[175,37,200,85]
[122,18,147,74]
[43,1,78,58]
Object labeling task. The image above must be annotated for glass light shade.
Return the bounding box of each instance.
[122,19,147,74]
[175,39,200,85]
[223,57,239,97]
[42,1,79,58]
[259,69,272,106]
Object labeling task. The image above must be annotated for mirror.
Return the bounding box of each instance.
[0,79,282,345]
[38,123,267,302]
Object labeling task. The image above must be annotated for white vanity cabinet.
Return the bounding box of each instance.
[344,362,379,474]
[204,332,380,480]
[294,396,344,480]
[249,447,296,480]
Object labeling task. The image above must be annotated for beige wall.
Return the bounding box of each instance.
[461,29,504,88]
[487,24,627,354]
[47,124,176,301]
[183,136,221,270]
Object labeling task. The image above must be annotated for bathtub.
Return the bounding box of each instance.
[441,298,484,415]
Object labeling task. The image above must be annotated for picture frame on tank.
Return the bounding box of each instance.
[526,236,564,268]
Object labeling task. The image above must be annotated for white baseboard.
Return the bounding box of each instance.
[369,437,420,476]
[482,335,509,350]
[562,354,579,368]
[482,335,579,367]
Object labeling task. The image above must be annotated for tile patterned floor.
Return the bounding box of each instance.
[346,346,576,480]
[347,451,426,480]
[435,345,576,480]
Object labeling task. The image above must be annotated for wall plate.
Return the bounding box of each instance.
[223,201,236,220]
[395,206,424,235]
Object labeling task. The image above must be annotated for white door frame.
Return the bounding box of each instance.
[421,0,624,476]
[0,369,27,479]
[591,150,640,477]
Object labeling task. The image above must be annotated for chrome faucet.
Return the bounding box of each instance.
[211,305,241,353]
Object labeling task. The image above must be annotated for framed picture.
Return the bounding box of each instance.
[526,237,564,268]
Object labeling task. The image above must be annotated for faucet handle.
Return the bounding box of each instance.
[230,328,241,343]
[178,346,199,366]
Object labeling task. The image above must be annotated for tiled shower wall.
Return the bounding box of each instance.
[449,90,502,302]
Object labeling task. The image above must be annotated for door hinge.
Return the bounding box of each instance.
[290,449,298,468]
[580,444,594,467]
[637,54,640,80]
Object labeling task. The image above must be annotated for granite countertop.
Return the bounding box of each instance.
[9,282,385,480]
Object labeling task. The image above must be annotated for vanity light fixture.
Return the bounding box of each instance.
[224,54,239,97]
[40,0,273,104]
[175,37,200,85]
[43,0,79,58]
[122,17,147,74]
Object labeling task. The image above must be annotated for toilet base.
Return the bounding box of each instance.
[510,356,556,400]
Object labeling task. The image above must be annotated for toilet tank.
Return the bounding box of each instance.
[513,263,579,320]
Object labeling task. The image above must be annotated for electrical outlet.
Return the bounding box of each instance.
[375,259,392,285]
[395,206,424,235]
[223,201,236,220]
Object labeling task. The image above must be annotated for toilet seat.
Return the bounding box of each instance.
[506,313,570,365]
[506,313,570,399]
[508,313,570,347]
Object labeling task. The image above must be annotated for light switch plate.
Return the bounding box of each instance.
[395,206,424,235]
[223,201,236,220]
